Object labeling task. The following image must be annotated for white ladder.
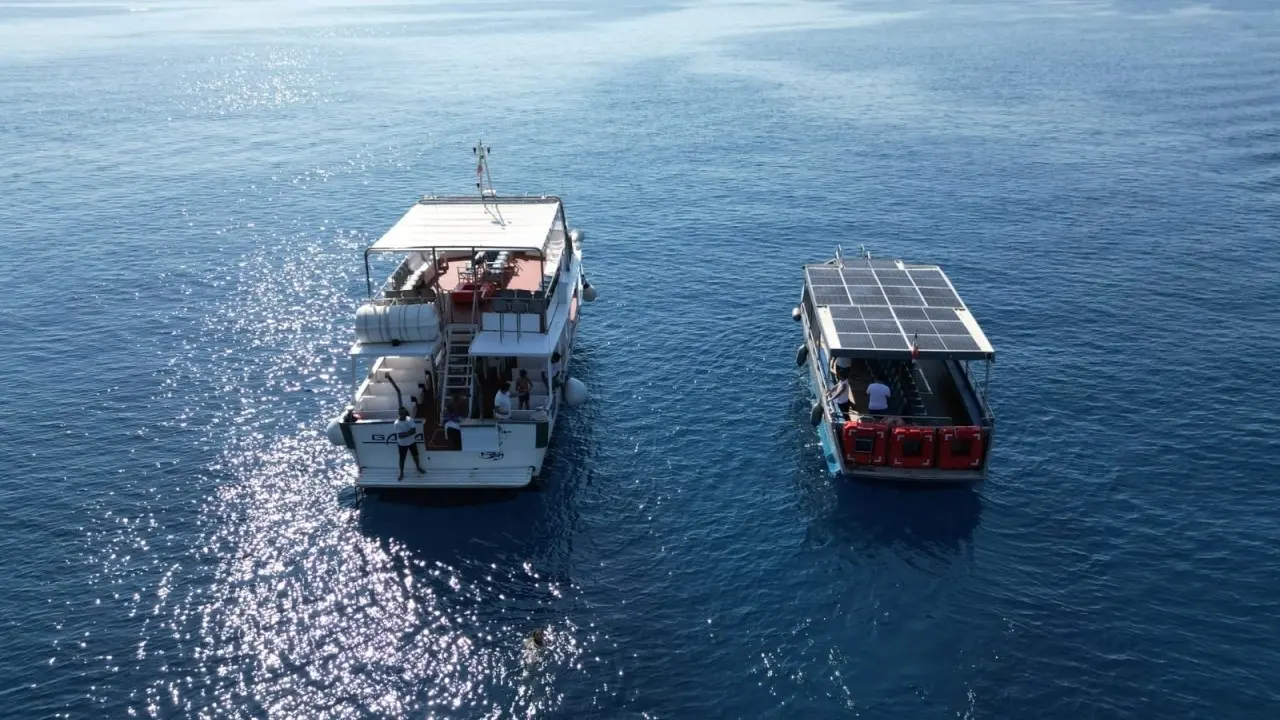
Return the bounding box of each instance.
[441,325,477,417]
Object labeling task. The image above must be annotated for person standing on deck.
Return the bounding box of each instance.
[866,377,892,414]
[394,406,425,480]
[443,395,464,449]
[516,369,533,410]
[830,355,853,381]
[825,377,853,417]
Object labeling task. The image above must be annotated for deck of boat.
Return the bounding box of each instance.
[836,357,972,425]
[430,254,544,294]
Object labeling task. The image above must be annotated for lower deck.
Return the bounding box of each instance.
[830,356,979,427]
[804,326,993,484]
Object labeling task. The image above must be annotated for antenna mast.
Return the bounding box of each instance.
[473,140,505,225]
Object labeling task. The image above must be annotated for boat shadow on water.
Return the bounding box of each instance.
[353,485,547,564]
[349,349,598,571]
[786,383,985,560]
[818,479,984,559]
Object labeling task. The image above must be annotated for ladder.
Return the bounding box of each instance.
[441,325,477,417]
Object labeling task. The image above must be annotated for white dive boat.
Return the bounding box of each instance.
[794,247,995,484]
[325,142,596,489]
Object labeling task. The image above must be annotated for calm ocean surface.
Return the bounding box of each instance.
[2,0,1279,717]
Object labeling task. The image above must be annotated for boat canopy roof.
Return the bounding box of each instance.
[804,257,995,361]
[367,196,563,254]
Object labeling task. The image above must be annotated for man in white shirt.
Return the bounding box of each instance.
[825,377,853,417]
[866,377,892,414]
[393,406,424,480]
[493,381,512,419]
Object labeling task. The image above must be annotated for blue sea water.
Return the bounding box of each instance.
[2,0,1280,717]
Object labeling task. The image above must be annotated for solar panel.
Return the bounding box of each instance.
[833,318,868,334]
[871,334,909,350]
[811,286,851,305]
[806,267,843,285]
[804,258,991,359]
[907,269,950,288]
[859,306,895,320]
[837,333,873,350]
[942,335,980,352]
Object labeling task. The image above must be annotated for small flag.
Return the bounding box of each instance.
[476,161,484,177]
[911,333,920,360]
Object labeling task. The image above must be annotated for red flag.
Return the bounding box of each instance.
[476,162,484,177]
[911,333,920,360]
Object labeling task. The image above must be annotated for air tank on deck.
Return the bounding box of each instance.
[355,303,440,344]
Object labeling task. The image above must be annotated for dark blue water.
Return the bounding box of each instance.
[3,1,1279,717]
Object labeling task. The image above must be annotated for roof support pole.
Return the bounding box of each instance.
[363,250,373,297]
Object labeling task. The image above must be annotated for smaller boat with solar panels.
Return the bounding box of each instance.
[792,246,995,483]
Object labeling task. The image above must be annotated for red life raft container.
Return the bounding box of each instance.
[937,426,985,469]
[889,426,936,469]
[842,421,887,466]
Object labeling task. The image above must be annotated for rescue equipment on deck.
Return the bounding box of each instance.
[889,425,936,469]
[843,421,888,466]
[938,426,985,469]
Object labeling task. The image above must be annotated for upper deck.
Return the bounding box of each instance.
[352,193,579,359]
[370,195,565,254]
[362,195,571,306]
[802,256,995,361]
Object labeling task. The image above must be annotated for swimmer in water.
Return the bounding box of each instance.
[522,628,549,665]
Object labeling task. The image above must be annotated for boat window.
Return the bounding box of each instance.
[902,439,923,457]
[854,436,875,454]
[949,438,973,456]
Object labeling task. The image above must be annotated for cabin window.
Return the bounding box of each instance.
[949,438,973,456]
[854,436,875,454]
[902,439,923,457]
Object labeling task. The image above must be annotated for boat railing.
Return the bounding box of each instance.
[961,360,996,424]
[375,289,437,304]
[847,413,967,428]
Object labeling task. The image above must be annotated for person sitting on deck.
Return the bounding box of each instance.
[494,382,513,420]
[825,377,853,417]
[516,369,533,410]
[866,376,893,415]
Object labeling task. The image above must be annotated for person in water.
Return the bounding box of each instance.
[522,627,549,665]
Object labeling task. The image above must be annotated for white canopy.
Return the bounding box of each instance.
[467,329,557,357]
[368,198,562,253]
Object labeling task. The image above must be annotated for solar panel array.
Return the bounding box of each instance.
[805,260,987,357]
